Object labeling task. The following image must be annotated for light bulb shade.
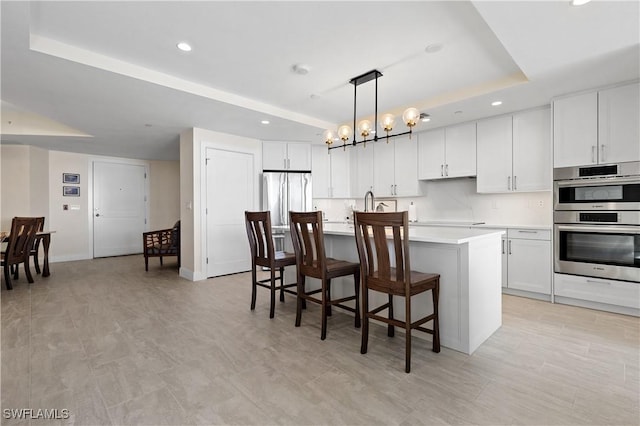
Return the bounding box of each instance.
[380,113,395,132]
[403,107,420,127]
[322,129,335,145]
[357,120,372,138]
[338,125,352,142]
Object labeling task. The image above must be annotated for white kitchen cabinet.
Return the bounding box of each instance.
[373,135,420,197]
[505,228,551,295]
[554,273,640,312]
[350,144,374,197]
[311,145,351,198]
[477,107,550,193]
[263,141,311,171]
[598,82,640,164]
[418,122,476,180]
[554,82,640,167]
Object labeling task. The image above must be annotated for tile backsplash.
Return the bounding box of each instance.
[314,178,552,226]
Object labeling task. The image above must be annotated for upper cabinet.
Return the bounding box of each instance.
[553,82,639,167]
[598,83,640,164]
[263,141,311,171]
[418,122,476,180]
[373,135,420,197]
[350,144,374,197]
[311,145,351,198]
[477,107,551,193]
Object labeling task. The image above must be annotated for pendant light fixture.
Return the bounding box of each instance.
[324,69,421,151]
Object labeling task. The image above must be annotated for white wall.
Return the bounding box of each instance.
[1,145,31,229]
[179,127,261,281]
[149,160,180,230]
[1,145,180,263]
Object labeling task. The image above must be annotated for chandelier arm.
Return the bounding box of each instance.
[327,129,414,151]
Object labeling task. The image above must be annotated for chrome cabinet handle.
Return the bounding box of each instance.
[513,175,517,190]
[600,145,606,162]
[394,184,397,195]
[507,176,511,191]
[517,230,538,234]
[445,164,449,176]
[587,279,611,286]
[591,146,596,163]
[508,240,512,255]
[441,165,444,177]
[501,239,505,254]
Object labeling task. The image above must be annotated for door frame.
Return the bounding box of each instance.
[89,157,150,258]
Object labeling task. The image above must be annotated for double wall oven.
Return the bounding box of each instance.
[554,162,640,283]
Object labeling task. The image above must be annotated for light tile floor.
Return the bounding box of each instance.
[1,255,639,425]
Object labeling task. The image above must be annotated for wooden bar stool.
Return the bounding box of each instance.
[354,211,440,373]
[289,211,360,340]
[245,211,297,318]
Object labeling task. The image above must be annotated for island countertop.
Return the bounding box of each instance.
[318,223,505,245]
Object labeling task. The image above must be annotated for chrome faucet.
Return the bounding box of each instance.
[364,190,375,212]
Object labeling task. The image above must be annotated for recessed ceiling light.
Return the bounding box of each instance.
[571,0,591,5]
[177,42,192,52]
[454,110,463,115]
[491,101,503,106]
[291,64,311,75]
[425,43,444,54]
[419,113,431,122]
[261,120,270,125]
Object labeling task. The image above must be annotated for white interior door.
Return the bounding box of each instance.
[93,161,147,257]
[206,148,254,277]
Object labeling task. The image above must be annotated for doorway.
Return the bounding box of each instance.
[205,148,253,277]
[93,161,148,258]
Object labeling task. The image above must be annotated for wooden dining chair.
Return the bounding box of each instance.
[289,211,360,340]
[29,217,45,274]
[244,211,298,318]
[354,211,440,373]
[1,217,41,290]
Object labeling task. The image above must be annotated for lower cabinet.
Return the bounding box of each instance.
[503,228,552,296]
[554,273,640,314]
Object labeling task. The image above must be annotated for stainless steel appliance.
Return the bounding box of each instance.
[262,171,312,251]
[554,162,640,282]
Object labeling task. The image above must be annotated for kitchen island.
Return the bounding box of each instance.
[284,223,505,354]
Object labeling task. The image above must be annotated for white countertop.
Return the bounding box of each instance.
[318,223,505,245]
[406,221,551,231]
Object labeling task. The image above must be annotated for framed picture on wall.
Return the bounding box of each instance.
[62,173,80,184]
[63,186,80,197]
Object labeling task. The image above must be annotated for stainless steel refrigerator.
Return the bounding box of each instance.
[262,171,312,250]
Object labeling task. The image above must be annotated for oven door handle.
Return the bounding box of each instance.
[555,176,640,187]
[556,224,640,234]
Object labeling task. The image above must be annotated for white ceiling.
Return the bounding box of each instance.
[1,1,638,161]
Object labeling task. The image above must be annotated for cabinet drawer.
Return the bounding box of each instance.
[507,228,550,240]
[554,273,640,309]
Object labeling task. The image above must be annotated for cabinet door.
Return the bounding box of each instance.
[311,145,330,198]
[418,128,445,179]
[598,82,640,164]
[507,238,551,294]
[287,143,312,171]
[513,107,551,192]
[373,140,395,197]
[445,122,476,178]
[262,141,288,170]
[330,149,351,198]
[553,92,598,167]
[476,115,513,193]
[351,144,374,196]
[394,135,420,196]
